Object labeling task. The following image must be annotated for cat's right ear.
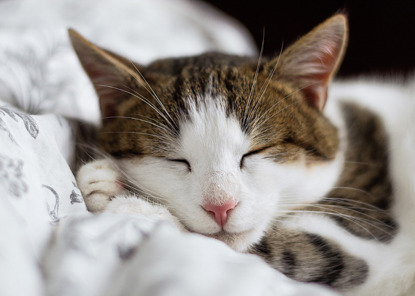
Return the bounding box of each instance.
[265,14,348,111]
[68,29,145,118]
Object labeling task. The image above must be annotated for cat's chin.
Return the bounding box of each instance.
[204,229,260,252]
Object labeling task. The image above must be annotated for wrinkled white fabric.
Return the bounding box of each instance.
[0,107,84,296]
[43,214,337,296]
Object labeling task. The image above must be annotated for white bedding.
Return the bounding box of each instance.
[0,0,337,295]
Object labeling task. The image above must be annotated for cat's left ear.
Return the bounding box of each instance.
[267,14,348,110]
[68,29,146,118]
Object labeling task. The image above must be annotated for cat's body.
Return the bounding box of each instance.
[251,78,415,294]
[72,15,415,295]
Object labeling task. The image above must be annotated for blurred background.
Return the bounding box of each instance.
[205,0,415,78]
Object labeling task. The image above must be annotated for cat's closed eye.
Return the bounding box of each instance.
[167,158,192,172]
[240,147,271,169]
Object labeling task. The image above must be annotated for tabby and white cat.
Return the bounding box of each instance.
[72,14,415,295]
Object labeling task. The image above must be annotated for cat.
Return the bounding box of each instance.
[71,14,415,295]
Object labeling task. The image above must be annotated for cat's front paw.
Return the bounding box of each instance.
[106,196,187,232]
[76,159,125,212]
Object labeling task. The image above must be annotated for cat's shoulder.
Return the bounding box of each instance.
[329,76,415,122]
[326,76,415,133]
[327,76,415,219]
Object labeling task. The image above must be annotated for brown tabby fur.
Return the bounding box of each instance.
[251,104,396,289]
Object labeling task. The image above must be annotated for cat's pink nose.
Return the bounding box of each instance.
[203,201,237,228]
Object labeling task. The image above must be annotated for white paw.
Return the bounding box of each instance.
[76,159,124,212]
[107,196,187,232]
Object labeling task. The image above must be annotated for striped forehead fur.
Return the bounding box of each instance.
[97,52,339,163]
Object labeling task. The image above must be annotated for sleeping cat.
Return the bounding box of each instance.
[71,14,415,295]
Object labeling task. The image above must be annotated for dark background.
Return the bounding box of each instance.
[205,0,415,78]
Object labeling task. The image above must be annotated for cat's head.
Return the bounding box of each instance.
[70,14,347,251]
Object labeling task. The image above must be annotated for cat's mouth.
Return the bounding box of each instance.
[203,229,254,251]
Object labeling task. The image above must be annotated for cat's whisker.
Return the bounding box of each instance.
[132,113,170,126]
[247,90,298,136]
[248,84,321,143]
[243,30,265,128]
[277,193,388,215]
[125,85,176,131]
[282,199,389,218]
[321,195,387,212]
[322,195,379,205]
[115,169,170,205]
[278,203,395,234]
[246,42,284,126]
[103,115,172,136]
[128,61,175,127]
[255,42,284,100]
[98,84,175,131]
[99,131,172,144]
[320,202,387,215]
[130,112,177,138]
[254,81,321,129]
[315,203,394,228]
[275,209,383,240]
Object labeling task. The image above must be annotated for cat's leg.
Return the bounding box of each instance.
[76,158,186,231]
[250,210,409,295]
[76,158,124,212]
[249,222,369,291]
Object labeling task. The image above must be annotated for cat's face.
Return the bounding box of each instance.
[70,14,348,251]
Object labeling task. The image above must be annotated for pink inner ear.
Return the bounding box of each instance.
[83,59,127,118]
[97,83,127,118]
[303,86,327,110]
[302,40,341,110]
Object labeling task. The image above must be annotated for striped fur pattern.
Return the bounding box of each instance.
[250,103,396,290]
[71,14,414,295]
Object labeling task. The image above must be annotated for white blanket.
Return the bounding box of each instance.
[0,0,337,295]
